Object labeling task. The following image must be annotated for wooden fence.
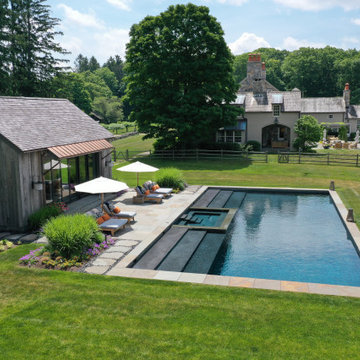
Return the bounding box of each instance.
[113,149,268,163]
[278,152,360,167]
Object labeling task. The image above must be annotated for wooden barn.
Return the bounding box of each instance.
[0,97,114,232]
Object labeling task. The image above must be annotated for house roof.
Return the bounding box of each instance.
[234,91,302,112]
[301,97,345,113]
[347,105,360,119]
[0,97,113,152]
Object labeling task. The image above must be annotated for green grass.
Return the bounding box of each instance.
[113,155,360,227]
[1,246,360,359]
[3,152,360,358]
[111,133,155,154]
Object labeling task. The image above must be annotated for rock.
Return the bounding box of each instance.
[100,252,124,260]
[0,232,11,240]
[20,234,38,243]
[7,233,25,241]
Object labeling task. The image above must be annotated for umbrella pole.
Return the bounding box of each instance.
[137,172,139,186]
[101,193,104,212]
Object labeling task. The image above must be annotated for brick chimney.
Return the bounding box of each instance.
[343,83,350,108]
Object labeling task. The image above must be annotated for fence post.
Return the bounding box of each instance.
[357,154,359,167]
[221,149,223,159]
[327,153,330,165]
[126,149,129,161]
[266,152,268,163]
[196,148,199,161]
[298,151,301,164]
[149,149,151,159]
[172,149,175,160]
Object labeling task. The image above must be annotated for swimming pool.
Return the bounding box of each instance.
[211,192,360,287]
[132,188,360,287]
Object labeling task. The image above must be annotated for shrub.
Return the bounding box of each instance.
[349,132,356,141]
[338,125,348,141]
[293,115,321,151]
[155,167,186,191]
[43,214,100,259]
[246,140,261,151]
[28,202,67,231]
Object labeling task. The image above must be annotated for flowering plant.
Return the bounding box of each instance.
[19,247,45,265]
[85,236,115,257]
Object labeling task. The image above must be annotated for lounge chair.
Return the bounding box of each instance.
[98,218,128,236]
[103,202,136,223]
[134,186,163,203]
[143,181,173,198]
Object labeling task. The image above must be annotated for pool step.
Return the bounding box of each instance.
[157,230,206,272]
[208,190,233,208]
[224,191,246,208]
[183,233,225,274]
[133,227,188,270]
[192,189,220,208]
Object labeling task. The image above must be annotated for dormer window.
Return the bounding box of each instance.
[273,104,281,117]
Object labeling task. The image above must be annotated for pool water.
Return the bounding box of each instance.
[177,210,227,227]
[211,192,360,287]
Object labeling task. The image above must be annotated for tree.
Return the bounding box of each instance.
[78,71,112,100]
[103,55,125,95]
[293,115,321,151]
[51,72,92,113]
[74,54,89,73]
[88,56,100,72]
[93,96,123,124]
[8,0,68,96]
[0,0,10,94]
[125,3,240,149]
[95,67,119,96]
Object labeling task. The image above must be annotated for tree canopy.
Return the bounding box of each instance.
[125,3,240,149]
[0,0,68,96]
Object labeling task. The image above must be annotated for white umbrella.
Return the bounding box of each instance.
[75,176,128,210]
[117,161,159,186]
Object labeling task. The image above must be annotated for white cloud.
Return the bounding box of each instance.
[229,32,270,55]
[351,18,360,25]
[281,36,326,50]
[61,36,83,54]
[343,37,360,44]
[106,0,132,11]
[273,0,360,11]
[58,4,104,29]
[93,28,129,62]
[217,0,248,5]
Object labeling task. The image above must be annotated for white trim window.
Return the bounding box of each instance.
[273,104,281,117]
[217,130,242,143]
[328,114,334,119]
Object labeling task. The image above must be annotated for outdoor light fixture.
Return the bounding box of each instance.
[32,180,43,191]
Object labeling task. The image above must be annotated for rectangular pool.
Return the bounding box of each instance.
[210,192,360,287]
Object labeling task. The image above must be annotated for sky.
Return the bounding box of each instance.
[47,0,360,66]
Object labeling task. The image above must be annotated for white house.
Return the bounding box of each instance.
[218,54,360,150]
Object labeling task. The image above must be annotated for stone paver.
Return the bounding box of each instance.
[99,252,124,260]
[92,258,117,267]
[6,233,25,241]
[0,232,11,240]
[178,272,207,284]
[116,240,138,247]
[308,283,341,296]
[107,267,136,277]
[154,271,181,281]
[105,245,131,253]
[34,236,48,244]
[253,279,281,291]
[281,281,309,293]
[229,277,255,288]
[203,275,231,286]
[20,234,38,243]
[85,266,108,275]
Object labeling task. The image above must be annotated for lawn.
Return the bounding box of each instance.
[1,246,360,359]
[3,145,360,359]
[111,133,154,155]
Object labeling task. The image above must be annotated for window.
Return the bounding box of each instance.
[328,114,333,119]
[217,130,242,143]
[273,104,280,117]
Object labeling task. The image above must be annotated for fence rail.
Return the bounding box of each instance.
[113,149,268,162]
[278,152,360,167]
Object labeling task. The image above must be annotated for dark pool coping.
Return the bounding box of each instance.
[107,186,360,298]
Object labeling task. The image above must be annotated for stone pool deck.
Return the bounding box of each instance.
[81,185,360,299]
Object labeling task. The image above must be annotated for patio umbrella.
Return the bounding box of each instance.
[116,161,159,186]
[74,176,128,210]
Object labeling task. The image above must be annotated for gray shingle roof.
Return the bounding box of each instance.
[301,97,345,113]
[348,105,360,119]
[236,91,302,112]
[0,97,113,152]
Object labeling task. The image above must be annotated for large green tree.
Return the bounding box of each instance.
[293,115,322,151]
[125,3,239,149]
[7,0,68,96]
[0,0,10,94]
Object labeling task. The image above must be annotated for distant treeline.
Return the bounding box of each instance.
[234,47,360,103]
